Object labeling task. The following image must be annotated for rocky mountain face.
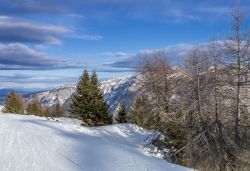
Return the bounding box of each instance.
[25,75,140,115]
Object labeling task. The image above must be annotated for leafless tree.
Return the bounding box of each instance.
[130,1,250,170]
[225,0,250,144]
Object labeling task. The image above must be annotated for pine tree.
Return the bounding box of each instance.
[26,99,43,116]
[115,104,127,123]
[70,70,110,126]
[3,92,24,114]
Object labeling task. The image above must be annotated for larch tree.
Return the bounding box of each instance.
[225,0,250,144]
[3,92,24,114]
[128,95,156,129]
[26,99,44,116]
[51,102,63,117]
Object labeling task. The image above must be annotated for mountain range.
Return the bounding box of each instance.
[25,75,140,115]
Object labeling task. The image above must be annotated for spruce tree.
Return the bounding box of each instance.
[70,70,94,125]
[3,92,24,114]
[70,70,110,126]
[90,70,110,125]
[115,104,127,123]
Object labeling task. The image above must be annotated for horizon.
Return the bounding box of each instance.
[1,0,250,91]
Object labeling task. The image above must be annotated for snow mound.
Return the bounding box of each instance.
[0,113,191,171]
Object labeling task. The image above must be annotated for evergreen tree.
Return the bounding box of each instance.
[90,70,110,125]
[26,99,43,116]
[115,104,127,123]
[70,70,91,122]
[3,92,24,114]
[70,70,110,126]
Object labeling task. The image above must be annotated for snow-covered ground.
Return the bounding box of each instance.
[0,113,191,171]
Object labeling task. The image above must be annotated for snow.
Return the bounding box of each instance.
[0,113,191,171]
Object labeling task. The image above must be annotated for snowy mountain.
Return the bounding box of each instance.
[0,113,191,171]
[25,75,140,114]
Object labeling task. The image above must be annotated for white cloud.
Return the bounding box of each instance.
[104,43,208,69]
[72,34,103,41]
[0,43,81,70]
[0,16,71,44]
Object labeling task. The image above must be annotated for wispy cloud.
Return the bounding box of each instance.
[0,74,77,84]
[98,52,130,59]
[0,43,82,70]
[197,7,232,15]
[0,16,70,44]
[0,16,103,44]
[0,0,65,15]
[164,9,200,22]
[104,43,198,69]
[1,0,245,24]
[71,34,103,41]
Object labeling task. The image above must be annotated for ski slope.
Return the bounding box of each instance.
[0,113,191,171]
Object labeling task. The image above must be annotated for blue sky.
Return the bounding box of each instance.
[0,0,250,90]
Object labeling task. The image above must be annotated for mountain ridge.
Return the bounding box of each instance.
[25,75,140,114]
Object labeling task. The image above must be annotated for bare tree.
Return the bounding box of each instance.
[130,1,250,170]
[139,51,178,127]
[225,0,250,143]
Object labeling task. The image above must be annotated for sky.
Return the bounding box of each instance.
[0,0,250,91]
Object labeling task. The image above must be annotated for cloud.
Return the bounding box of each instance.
[0,16,102,44]
[104,41,229,69]
[98,52,130,59]
[0,0,65,15]
[104,43,197,69]
[197,7,232,15]
[71,34,103,41]
[0,16,70,44]
[0,74,77,84]
[66,14,86,19]
[0,0,234,24]
[0,43,81,70]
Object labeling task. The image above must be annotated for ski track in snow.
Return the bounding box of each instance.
[0,113,191,171]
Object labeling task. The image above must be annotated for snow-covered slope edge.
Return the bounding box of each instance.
[0,113,191,171]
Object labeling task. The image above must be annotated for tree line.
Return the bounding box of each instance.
[3,92,64,117]
[2,69,128,125]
